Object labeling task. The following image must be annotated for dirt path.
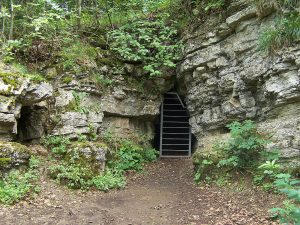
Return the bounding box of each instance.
[1,159,281,225]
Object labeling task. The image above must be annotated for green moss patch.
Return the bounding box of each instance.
[0,142,31,170]
[0,71,45,96]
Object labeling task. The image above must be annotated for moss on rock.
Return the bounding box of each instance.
[0,142,31,170]
[65,141,107,174]
[0,71,45,96]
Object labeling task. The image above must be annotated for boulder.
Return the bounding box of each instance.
[0,142,31,171]
[66,141,107,172]
[20,82,53,105]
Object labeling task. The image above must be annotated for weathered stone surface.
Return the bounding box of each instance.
[178,1,300,160]
[20,82,53,105]
[102,117,154,140]
[0,64,53,141]
[0,142,31,171]
[67,141,107,172]
[52,111,104,137]
[225,5,256,28]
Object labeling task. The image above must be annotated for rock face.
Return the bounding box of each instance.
[0,64,53,141]
[67,141,107,173]
[2,0,299,165]
[0,142,31,171]
[48,71,174,140]
[177,1,300,160]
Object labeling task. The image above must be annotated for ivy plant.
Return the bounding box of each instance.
[109,18,182,76]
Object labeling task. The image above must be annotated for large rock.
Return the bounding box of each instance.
[0,142,31,171]
[20,82,53,105]
[178,1,300,160]
[0,65,53,141]
[66,141,107,172]
[52,111,104,137]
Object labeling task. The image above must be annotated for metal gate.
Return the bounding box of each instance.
[160,92,191,157]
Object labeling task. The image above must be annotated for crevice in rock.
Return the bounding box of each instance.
[17,105,47,143]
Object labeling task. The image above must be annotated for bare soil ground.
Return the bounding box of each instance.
[0,158,282,225]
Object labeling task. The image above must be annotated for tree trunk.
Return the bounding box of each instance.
[2,15,5,41]
[0,0,4,40]
[9,0,13,40]
[76,0,82,31]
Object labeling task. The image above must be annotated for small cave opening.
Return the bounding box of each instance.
[153,90,197,157]
[17,105,47,143]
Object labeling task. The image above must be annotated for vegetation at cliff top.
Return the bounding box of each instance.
[0,0,228,79]
[257,0,300,53]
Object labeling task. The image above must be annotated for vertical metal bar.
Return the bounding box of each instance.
[160,102,164,157]
[188,126,192,157]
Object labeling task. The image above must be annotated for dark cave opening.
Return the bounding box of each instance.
[17,105,46,143]
[153,91,197,157]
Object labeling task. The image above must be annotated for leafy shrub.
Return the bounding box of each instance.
[49,162,94,189]
[218,120,270,170]
[203,0,225,11]
[92,170,126,191]
[254,160,282,190]
[193,120,273,183]
[42,135,70,155]
[141,147,159,162]
[113,140,158,171]
[0,156,40,205]
[270,173,300,224]
[46,133,157,190]
[49,161,126,191]
[258,0,300,53]
[67,91,90,114]
[0,40,24,63]
[109,18,182,76]
[259,13,300,53]
[48,142,104,189]
[194,159,214,183]
[93,74,114,87]
[58,41,97,74]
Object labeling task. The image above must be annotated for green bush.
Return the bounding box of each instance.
[92,170,126,191]
[67,91,89,114]
[47,135,157,190]
[42,135,70,155]
[203,0,225,11]
[48,143,101,189]
[218,120,270,169]
[259,13,300,53]
[93,74,114,87]
[193,120,273,183]
[109,18,182,76]
[194,159,214,183]
[49,162,94,189]
[269,173,300,224]
[112,140,158,171]
[254,159,282,191]
[258,0,300,53]
[58,41,97,75]
[49,161,127,191]
[0,156,40,205]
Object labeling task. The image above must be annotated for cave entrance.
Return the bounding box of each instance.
[155,91,192,157]
[17,105,46,143]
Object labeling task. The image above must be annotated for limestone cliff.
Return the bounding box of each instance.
[177,0,300,161]
[0,0,299,164]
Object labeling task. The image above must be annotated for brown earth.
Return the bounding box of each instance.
[0,158,282,225]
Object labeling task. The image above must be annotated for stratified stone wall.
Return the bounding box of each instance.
[178,0,300,160]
